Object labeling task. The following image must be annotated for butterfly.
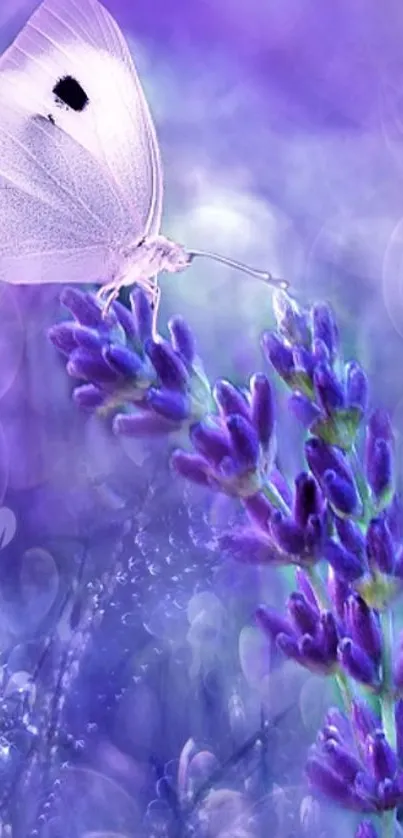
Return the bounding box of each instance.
[0,0,288,313]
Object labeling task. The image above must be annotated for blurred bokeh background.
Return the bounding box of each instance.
[0,0,402,836]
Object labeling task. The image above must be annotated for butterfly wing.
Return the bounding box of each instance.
[0,0,162,285]
[0,78,134,284]
[0,0,163,237]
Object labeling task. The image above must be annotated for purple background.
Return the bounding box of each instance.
[0,1,402,835]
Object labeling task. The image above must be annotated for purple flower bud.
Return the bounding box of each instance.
[324,707,351,741]
[270,510,306,555]
[288,392,321,428]
[226,414,259,470]
[299,634,330,672]
[384,493,403,543]
[130,288,153,343]
[294,473,322,528]
[335,517,365,556]
[304,514,324,554]
[365,410,394,497]
[338,639,378,687]
[345,361,368,413]
[60,288,105,329]
[322,739,361,782]
[103,345,143,378]
[48,322,79,356]
[72,325,105,352]
[306,757,369,810]
[113,412,175,436]
[190,421,231,466]
[147,388,190,421]
[395,700,403,763]
[287,592,318,635]
[296,568,320,610]
[305,437,352,486]
[168,316,196,365]
[351,700,380,748]
[314,363,345,414]
[366,518,394,575]
[367,408,394,444]
[273,291,311,346]
[73,384,105,410]
[312,302,339,361]
[354,773,378,810]
[394,548,403,579]
[293,346,315,378]
[318,612,339,660]
[244,492,273,531]
[112,300,138,341]
[323,470,358,515]
[327,565,351,620]
[250,373,274,448]
[355,820,379,838]
[171,450,211,487]
[324,540,364,582]
[276,632,301,662]
[312,338,331,365]
[365,731,397,782]
[393,633,403,691]
[213,380,250,421]
[219,528,281,565]
[367,439,393,501]
[67,348,120,385]
[319,725,344,745]
[344,594,382,665]
[145,339,188,390]
[378,776,400,809]
[255,605,295,640]
[261,332,295,381]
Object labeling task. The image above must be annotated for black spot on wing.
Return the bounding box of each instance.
[53,76,89,113]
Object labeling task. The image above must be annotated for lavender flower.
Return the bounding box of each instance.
[262,291,368,452]
[307,705,403,814]
[49,287,212,434]
[256,590,339,676]
[49,286,403,837]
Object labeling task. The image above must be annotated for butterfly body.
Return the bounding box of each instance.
[97,235,191,310]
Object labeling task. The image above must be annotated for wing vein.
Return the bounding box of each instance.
[0,117,109,231]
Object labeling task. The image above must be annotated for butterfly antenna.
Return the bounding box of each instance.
[187,249,289,291]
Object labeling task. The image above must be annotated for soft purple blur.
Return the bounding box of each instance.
[0,1,402,836]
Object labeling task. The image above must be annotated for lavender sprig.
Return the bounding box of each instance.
[49,286,403,837]
[49,286,213,434]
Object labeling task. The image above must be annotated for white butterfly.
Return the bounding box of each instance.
[0,0,288,312]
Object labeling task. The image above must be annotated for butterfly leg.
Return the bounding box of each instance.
[136,276,160,325]
[96,282,120,318]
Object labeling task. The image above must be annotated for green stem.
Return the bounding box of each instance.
[379,610,397,838]
[306,566,353,715]
[350,445,370,510]
[381,808,395,838]
[334,668,353,715]
[306,565,329,610]
[380,609,396,749]
[262,482,291,516]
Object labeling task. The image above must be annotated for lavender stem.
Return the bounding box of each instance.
[262,481,290,516]
[380,609,396,749]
